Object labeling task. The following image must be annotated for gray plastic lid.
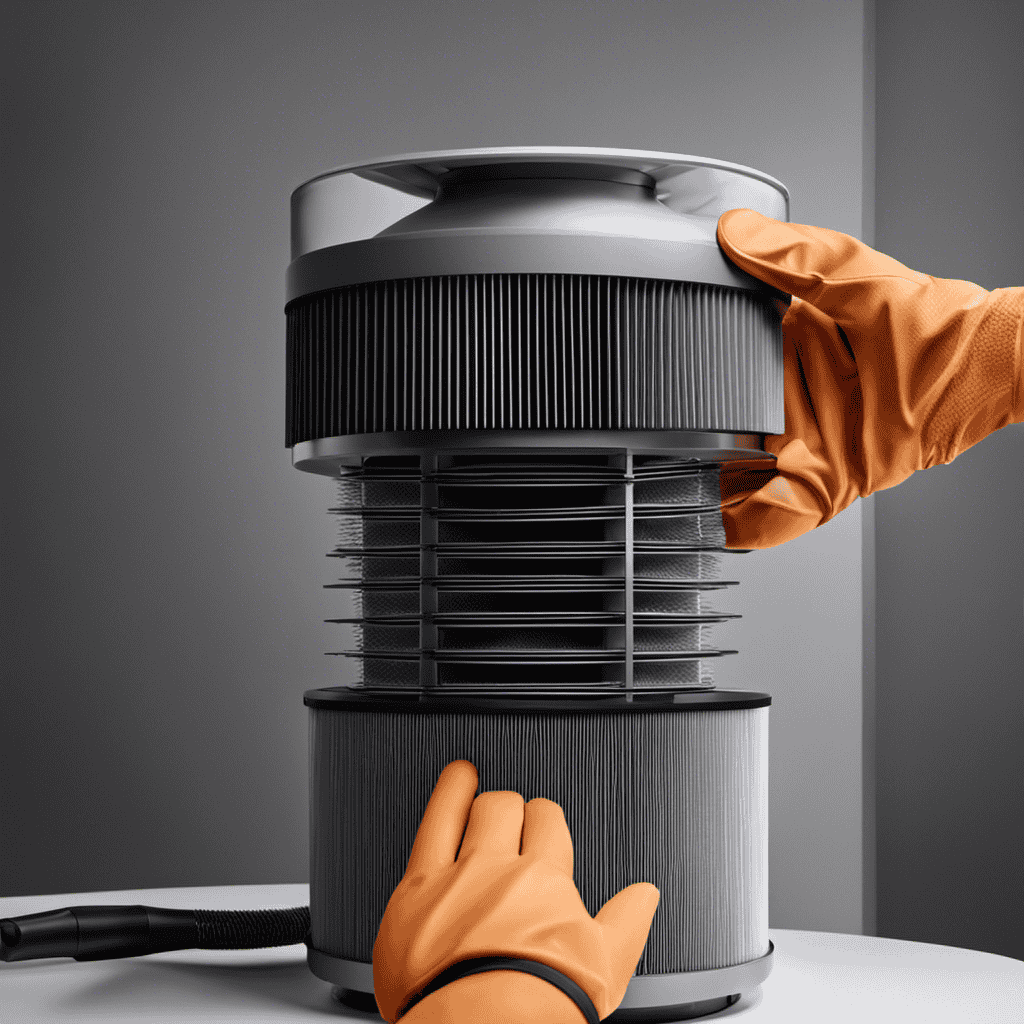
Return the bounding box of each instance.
[290,146,790,260]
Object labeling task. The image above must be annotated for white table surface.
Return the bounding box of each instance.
[1,885,1022,1022]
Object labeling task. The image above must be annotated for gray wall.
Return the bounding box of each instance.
[872,0,1024,959]
[1,0,869,935]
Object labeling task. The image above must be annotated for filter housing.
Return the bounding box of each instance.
[288,147,788,1021]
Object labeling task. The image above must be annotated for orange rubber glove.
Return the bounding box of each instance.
[716,209,1024,550]
[372,760,660,1023]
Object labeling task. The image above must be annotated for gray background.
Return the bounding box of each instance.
[1,0,1020,960]
[872,1,1024,960]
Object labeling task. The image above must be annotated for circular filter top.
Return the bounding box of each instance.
[290,145,790,260]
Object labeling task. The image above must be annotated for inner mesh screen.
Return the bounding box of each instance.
[325,451,746,694]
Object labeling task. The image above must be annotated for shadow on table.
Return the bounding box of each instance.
[48,957,384,1020]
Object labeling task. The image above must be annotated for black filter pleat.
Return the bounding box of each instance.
[285,274,782,447]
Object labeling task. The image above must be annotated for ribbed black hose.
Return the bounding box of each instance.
[0,904,310,962]
[194,906,310,948]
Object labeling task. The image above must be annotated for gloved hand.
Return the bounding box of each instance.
[373,760,660,1023]
[715,209,1024,550]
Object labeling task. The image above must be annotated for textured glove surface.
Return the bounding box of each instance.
[372,760,660,1022]
[716,209,1024,550]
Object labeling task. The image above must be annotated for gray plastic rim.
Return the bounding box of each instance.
[291,146,790,233]
[307,942,774,1009]
[285,232,787,303]
[291,430,777,473]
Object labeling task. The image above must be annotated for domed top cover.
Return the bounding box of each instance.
[287,146,790,298]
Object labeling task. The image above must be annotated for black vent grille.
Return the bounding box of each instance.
[286,274,783,446]
[326,452,741,694]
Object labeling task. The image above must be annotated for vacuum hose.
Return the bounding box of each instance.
[0,904,309,962]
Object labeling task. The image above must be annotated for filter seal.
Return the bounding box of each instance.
[304,687,770,711]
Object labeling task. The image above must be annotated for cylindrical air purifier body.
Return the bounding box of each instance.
[286,148,789,1022]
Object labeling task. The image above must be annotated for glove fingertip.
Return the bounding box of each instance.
[635,882,660,920]
[717,207,765,245]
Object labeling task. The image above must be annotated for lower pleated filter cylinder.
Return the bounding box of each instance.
[287,148,789,1021]
[308,693,768,970]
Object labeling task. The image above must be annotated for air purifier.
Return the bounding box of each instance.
[286,147,788,1022]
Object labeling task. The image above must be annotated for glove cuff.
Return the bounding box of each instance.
[1008,287,1024,423]
[398,956,600,1024]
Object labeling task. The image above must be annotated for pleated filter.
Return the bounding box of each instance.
[286,148,790,1022]
[285,275,781,440]
[309,702,768,974]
